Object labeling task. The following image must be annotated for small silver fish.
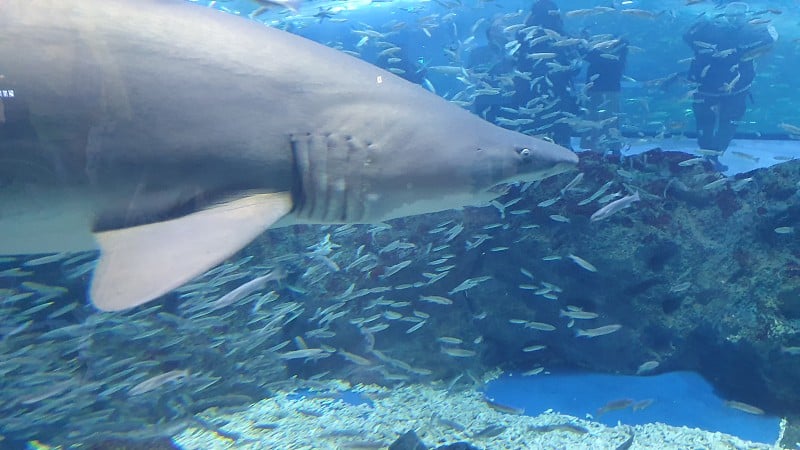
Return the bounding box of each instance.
[277,348,327,360]
[419,295,453,305]
[522,345,546,352]
[678,157,705,167]
[590,192,640,222]
[575,324,622,338]
[522,367,544,376]
[525,321,556,331]
[559,309,599,320]
[636,360,660,374]
[381,260,412,278]
[567,254,597,272]
[578,180,614,206]
[22,253,70,267]
[538,197,560,208]
[338,349,372,366]
[441,347,476,357]
[405,321,426,334]
[560,173,584,195]
[128,369,190,396]
[702,178,728,190]
[724,400,765,415]
[206,269,286,311]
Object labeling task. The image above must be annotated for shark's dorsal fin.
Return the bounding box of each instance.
[90,192,292,311]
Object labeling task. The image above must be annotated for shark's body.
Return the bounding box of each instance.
[0,0,577,311]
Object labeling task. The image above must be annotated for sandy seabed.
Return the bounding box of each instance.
[173,381,786,450]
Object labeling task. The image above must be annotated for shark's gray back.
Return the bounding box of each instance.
[0,0,577,256]
[1,1,475,174]
[0,0,579,310]
[0,0,502,221]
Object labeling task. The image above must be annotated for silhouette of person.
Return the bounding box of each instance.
[684,2,777,170]
[512,0,581,149]
[470,17,517,124]
[466,16,511,74]
[580,37,628,154]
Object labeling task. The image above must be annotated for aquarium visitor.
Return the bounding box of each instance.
[466,16,512,73]
[512,0,581,149]
[470,17,517,124]
[683,1,777,171]
[580,36,629,155]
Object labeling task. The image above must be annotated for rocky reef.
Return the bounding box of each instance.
[384,147,800,414]
[271,146,800,414]
[476,148,800,414]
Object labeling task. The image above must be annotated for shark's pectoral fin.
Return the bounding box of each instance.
[90,191,292,312]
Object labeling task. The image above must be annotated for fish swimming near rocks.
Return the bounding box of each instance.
[0,0,577,311]
[590,191,640,222]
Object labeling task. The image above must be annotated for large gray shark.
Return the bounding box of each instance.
[0,0,577,311]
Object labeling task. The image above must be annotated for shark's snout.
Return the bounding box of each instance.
[537,140,579,167]
[525,139,579,179]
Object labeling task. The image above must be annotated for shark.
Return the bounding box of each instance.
[0,0,577,311]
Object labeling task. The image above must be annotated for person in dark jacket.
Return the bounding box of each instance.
[511,0,581,149]
[684,2,776,170]
[580,37,629,154]
[525,0,563,31]
[470,17,517,124]
[466,16,511,74]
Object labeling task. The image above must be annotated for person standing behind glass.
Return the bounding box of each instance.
[580,37,629,154]
[683,2,777,171]
[513,0,581,149]
[469,17,517,124]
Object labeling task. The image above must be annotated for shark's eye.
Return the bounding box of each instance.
[518,147,531,159]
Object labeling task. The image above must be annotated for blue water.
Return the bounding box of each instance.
[231,0,800,135]
[485,371,781,444]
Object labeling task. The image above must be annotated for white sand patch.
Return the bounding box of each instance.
[172,381,786,449]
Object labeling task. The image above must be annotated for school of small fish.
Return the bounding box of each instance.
[3,0,794,446]
[0,164,637,445]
